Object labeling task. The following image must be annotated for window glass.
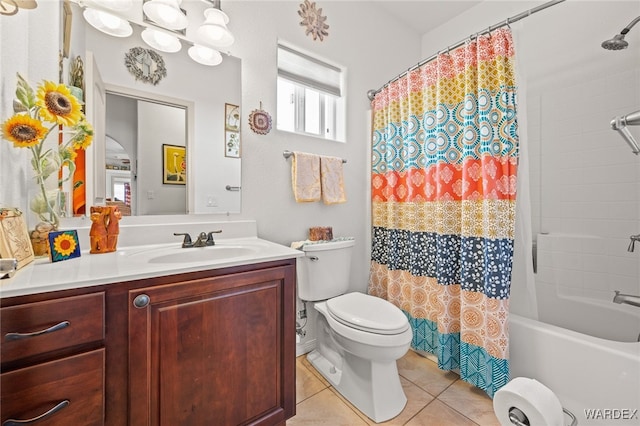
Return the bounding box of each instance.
[276,43,345,142]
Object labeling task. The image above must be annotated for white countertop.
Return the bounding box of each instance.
[1,218,304,299]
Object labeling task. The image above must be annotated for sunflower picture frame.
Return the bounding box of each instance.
[48,230,81,262]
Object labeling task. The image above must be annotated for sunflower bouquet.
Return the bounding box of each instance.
[2,73,93,232]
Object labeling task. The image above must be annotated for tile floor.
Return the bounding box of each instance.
[290,350,501,426]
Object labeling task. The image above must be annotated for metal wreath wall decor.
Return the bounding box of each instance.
[124,47,167,85]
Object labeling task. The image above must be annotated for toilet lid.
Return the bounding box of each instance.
[326,293,409,335]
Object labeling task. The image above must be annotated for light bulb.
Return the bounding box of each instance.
[188,44,223,66]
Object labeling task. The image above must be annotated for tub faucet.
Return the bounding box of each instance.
[628,234,640,252]
[613,291,640,308]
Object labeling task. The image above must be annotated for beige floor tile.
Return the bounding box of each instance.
[437,380,500,426]
[296,356,328,403]
[397,350,459,397]
[288,388,369,426]
[303,358,436,426]
[405,400,478,426]
[356,377,436,426]
[300,354,331,387]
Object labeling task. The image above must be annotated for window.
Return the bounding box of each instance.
[277,43,345,142]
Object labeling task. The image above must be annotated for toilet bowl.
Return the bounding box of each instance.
[296,239,412,423]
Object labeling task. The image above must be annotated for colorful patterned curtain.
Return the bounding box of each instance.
[368,28,518,398]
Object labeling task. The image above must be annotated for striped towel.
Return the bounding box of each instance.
[291,152,321,202]
[320,155,347,204]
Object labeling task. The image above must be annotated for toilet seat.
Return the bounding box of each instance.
[326,293,409,335]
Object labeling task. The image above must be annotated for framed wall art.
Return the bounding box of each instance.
[162,144,186,185]
[225,103,241,158]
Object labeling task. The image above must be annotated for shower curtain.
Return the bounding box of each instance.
[368,27,519,397]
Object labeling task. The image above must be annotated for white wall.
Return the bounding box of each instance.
[222,1,421,351]
[0,1,61,222]
[420,0,640,302]
[224,1,422,288]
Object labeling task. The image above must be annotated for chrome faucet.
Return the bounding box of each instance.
[174,230,222,248]
[628,234,640,252]
[613,291,640,308]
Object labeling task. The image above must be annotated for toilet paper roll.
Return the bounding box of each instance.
[493,377,564,426]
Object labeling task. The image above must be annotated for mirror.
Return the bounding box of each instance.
[70,1,242,215]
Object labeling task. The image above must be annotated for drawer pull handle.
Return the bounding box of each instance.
[3,399,69,425]
[4,321,70,341]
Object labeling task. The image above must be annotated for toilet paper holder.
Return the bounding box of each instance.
[509,406,577,426]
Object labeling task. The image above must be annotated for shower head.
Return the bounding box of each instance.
[602,34,628,50]
[602,16,640,50]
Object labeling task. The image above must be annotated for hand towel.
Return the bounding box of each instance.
[292,151,321,202]
[320,155,347,204]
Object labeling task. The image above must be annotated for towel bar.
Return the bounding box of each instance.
[283,150,347,163]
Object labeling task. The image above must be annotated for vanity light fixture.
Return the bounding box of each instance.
[89,0,133,12]
[197,6,234,47]
[78,0,231,66]
[0,0,37,16]
[83,7,133,37]
[188,44,223,66]
[141,27,182,53]
[142,0,188,31]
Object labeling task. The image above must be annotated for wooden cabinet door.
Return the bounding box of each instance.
[128,265,295,426]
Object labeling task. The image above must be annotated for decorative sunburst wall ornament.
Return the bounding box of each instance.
[298,0,329,42]
[248,102,272,135]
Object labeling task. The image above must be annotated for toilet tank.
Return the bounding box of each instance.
[296,239,355,301]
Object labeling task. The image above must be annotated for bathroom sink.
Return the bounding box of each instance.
[147,246,256,264]
[121,243,262,264]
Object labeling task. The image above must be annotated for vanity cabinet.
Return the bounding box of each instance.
[1,258,296,426]
[128,263,296,425]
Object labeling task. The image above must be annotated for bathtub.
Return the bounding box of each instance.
[509,313,640,426]
[506,232,640,425]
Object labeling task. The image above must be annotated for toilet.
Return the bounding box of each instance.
[296,239,412,423]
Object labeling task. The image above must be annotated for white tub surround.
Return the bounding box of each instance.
[0,218,303,299]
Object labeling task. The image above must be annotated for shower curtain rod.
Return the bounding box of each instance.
[367,0,566,101]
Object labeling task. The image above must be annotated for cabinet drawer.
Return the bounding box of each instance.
[1,348,104,426]
[1,293,105,364]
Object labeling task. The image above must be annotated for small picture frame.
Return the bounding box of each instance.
[0,208,34,269]
[162,144,186,185]
[225,131,240,158]
[225,103,240,132]
[225,103,241,158]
